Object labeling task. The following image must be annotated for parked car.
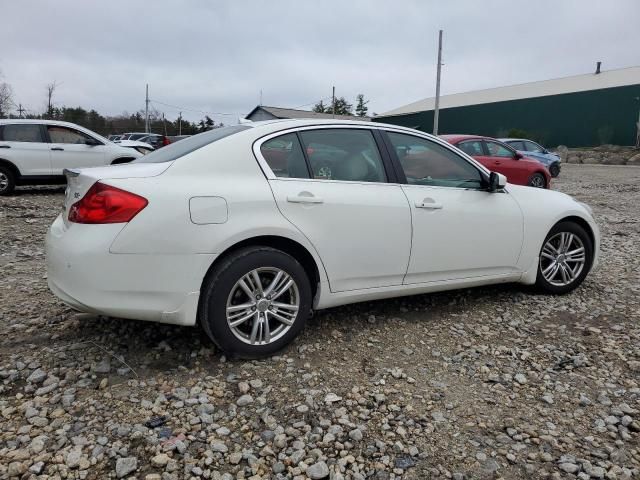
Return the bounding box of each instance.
[46,120,598,358]
[441,135,551,188]
[120,132,171,148]
[107,134,124,141]
[0,120,143,195]
[116,140,154,155]
[499,138,562,177]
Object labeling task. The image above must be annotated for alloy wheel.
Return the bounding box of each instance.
[0,172,8,192]
[226,267,300,345]
[529,174,546,188]
[540,232,586,287]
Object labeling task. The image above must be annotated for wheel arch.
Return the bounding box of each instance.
[0,158,21,178]
[200,235,323,311]
[110,156,136,165]
[555,215,596,253]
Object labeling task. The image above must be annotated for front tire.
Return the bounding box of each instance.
[0,166,16,196]
[528,172,546,188]
[549,163,560,177]
[199,247,311,359]
[536,221,593,294]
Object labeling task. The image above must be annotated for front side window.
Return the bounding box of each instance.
[457,140,484,157]
[485,140,515,158]
[523,140,543,153]
[260,133,309,179]
[388,132,483,189]
[47,126,93,144]
[298,129,387,183]
[506,140,525,151]
[0,124,44,143]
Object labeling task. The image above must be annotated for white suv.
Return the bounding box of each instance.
[0,120,142,195]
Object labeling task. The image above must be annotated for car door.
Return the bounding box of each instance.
[383,131,523,283]
[0,123,52,176]
[256,127,412,292]
[46,125,106,174]
[483,140,528,185]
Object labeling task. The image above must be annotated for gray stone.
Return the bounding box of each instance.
[236,394,253,406]
[116,457,137,478]
[306,461,330,479]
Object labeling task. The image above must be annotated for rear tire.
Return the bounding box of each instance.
[527,172,546,188]
[536,221,593,294]
[0,166,16,196]
[199,246,311,359]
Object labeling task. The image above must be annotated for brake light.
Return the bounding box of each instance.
[162,136,171,146]
[68,182,148,224]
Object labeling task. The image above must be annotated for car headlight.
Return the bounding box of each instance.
[135,147,149,155]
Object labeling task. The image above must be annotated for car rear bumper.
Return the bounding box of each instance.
[46,214,215,326]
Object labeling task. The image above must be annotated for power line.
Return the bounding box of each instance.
[150,99,243,117]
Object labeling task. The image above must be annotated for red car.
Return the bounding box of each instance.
[441,135,551,188]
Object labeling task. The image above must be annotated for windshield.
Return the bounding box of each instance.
[133,125,251,163]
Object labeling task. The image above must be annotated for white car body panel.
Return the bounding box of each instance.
[46,119,600,329]
[268,178,411,292]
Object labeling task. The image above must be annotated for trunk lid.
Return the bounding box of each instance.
[62,162,172,225]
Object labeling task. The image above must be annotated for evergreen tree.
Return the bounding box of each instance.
[355,94,369,117]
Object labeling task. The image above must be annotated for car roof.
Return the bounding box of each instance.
[0,119,91,129]
[439,134,487,143]
[498,138,535,142]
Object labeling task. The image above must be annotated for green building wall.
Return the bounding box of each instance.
[374,84,640,147]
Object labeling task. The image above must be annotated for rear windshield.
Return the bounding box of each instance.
[134,125,251,163]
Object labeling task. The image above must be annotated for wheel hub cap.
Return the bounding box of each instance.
[539,232,586,287]
[225,267,300,345]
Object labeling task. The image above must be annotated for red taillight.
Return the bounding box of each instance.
[162,136,171,146]
[68,182,148,224]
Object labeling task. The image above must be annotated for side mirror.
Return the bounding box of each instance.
[488,171,507,192]
[85,137,101,146]
[514,152,523,159]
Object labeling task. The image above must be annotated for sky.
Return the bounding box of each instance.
[1,0,639,125]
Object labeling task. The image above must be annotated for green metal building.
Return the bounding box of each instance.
[375,66,640,147]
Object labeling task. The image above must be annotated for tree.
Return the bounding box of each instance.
[0,70,14,118]
[45,81,60,119]
[331,97,353,116]
[313,100,328,113]
[355,94,369,117]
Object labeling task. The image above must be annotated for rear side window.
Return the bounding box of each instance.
[0,124,44,143]
[134,125,250,163]
[298,129,387,183]
[457,140,484,156]
[387,132,483,189]
[261,133,309,179]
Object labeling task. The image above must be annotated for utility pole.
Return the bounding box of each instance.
[145,84,150,134]
[259,89,263,106]
[332,86,336,118]
[433,29,443,135]
[178,112,182,136]
[162,112,167,136]
[17,104,25,118]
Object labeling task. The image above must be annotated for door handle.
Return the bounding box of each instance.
[287,194,323,204]
[0,145,10,149]
[51,147,65,151]
[415,200,443,210]
[494,161,501,165]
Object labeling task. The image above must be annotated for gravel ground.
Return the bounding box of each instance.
[1,164,639,480]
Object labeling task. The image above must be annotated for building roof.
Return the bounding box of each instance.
[245,105,370,121]
[379,66,640,117]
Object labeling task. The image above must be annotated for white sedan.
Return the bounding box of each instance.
[46,120,599,358]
